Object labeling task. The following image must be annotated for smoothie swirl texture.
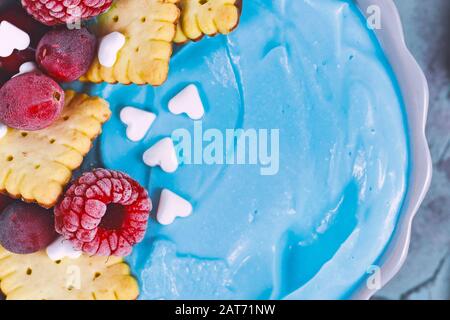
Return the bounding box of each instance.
[70,0,409,299]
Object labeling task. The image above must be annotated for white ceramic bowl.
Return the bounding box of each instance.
[350,0,432,299]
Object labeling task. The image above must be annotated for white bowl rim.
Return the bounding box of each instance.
[349,0,432,299]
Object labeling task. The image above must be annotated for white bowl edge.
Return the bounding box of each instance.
[350,0,433,300]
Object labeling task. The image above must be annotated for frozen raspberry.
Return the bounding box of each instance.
[21,0,113,26]
[0,202,58,254]
[0,72,64,131]
[36,27,97,82]
[54,169,152,257]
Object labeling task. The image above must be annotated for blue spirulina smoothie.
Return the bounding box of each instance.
[71,0,409,299]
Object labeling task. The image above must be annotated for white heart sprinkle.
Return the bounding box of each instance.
[98,31,126,68]
[46,237,82,261]
[0,21,30,58]
[0,123,7,139]
[168,84,205,120]
[143,137,179,173]
[120,106,156,142]
[12,61,38,78]
[157,189,193,225]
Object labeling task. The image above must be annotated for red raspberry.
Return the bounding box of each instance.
[21,0,113,26]
[54,169,152,257]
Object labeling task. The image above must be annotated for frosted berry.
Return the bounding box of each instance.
[55,169,152,257]
[0,72,64,131]
[0,202,58,254]
[21,0,113,26]
[36,27,97,82]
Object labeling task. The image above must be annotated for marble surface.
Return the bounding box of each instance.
[375,0,450,300]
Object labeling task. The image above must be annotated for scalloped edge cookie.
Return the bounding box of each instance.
[81,0,180,86]
[174,0,242,43]
[0,90,111,208]
[0,245,138,300]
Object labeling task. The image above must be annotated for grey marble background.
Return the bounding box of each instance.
[374,0,450,300]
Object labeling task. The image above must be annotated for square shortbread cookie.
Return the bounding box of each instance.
[174,0,242,43]
[0,245,138,300]
[0,90,111,208]
[82,0,180,86]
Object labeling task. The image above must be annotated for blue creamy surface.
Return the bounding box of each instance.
[72,0,409,299]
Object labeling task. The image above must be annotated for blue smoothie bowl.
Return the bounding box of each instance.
[59,0,432,299]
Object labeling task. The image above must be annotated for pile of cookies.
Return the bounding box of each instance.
[0,0,241,300]
[83,0,242,85]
